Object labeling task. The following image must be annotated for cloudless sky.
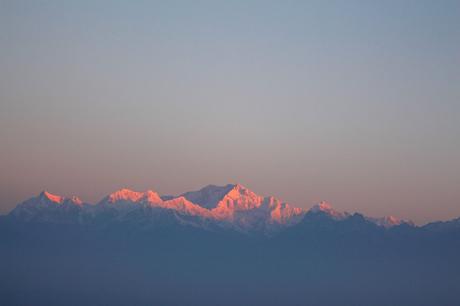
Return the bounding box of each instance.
[1,0,459,224]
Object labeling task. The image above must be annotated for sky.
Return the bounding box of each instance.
[0,0,459,224]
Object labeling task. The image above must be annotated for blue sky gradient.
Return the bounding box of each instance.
[1,0,459,223]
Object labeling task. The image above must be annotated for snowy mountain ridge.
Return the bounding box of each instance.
[9,184,412,233]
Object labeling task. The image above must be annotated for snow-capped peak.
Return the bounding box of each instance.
[181,184,238,209]
[309,201,348,220]
[310,201,333,212]
[106,188,145,203]
[143,190,163,203]
[38,191,83,206]
[224,183,259,201]
[39,191,64,203]
[103,188,162,204]
[308,202,411,228]
[180,184,304,229]
[367,215,411,228]
[10,191,84,221]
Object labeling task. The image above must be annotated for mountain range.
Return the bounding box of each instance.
[7,183,415,234]
[1,184,459,306]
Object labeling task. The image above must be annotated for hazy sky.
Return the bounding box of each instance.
[1,0,459,224]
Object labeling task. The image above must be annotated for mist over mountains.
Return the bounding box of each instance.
[1,184,459,306]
